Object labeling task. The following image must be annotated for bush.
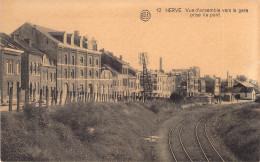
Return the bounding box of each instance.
[2,101,177,161]
[214,103,260,161]
[170,93,183,103]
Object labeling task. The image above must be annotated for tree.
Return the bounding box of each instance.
[236,75,247,82]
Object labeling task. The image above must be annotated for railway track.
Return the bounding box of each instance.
[168,118,194,162]
[168,119,183,162]
[195,113,225,162]
[168,112,225,162]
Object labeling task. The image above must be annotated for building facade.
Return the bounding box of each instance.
[171,66,202,97]
[11,22,101,103]
[0,33,23,104]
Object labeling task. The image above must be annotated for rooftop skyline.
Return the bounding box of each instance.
[1,0,259,81]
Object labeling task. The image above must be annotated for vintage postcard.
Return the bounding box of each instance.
[1,0,259,161]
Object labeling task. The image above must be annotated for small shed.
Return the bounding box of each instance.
[231,80,257,100]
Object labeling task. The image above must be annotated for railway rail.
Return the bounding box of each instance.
[168,112,225,162]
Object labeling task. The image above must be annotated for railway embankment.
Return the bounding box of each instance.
[1,100,179,161]
[211,102,260,161]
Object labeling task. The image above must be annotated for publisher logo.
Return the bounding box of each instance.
[140,10,151,22]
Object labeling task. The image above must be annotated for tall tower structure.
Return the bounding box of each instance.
[159,57,163,72]
[139,52,152,98]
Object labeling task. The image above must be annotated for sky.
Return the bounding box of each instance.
[1,0,259,82]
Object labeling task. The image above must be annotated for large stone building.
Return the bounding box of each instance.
[150,70,172,98]
[0,33,23,104]
[100,49,140,100]
[11,22,101,103]
[204,75,221,96]
[171,66,203,97]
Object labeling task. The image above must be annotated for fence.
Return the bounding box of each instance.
[6,87,148,111]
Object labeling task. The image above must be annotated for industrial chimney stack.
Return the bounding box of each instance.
[159,57,163,72]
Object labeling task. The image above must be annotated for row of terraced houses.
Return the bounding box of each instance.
[1,22,257,106]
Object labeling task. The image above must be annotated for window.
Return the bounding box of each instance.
[50,73,53,82]
[71,70,74,78]
[7,82,9,95]
[95,71,98,77]
[38,82,40,94]
[17,61,20,74]
[81,70,84,77]
[80,57,83,64]
[38,63,40,73]
[7,60,13,74]
[113,80,117,86]
[96,59,99,65]
[7,82,13,95]
[72,56,75,65]
[89,58,92,65]
[65,55,68,64]
[65,69,68,78]
[30,62,33,74]
[42,72,45,80]
[89,70,92,77]
[34,62,37,74]
[123,79,128,86]
[6,61,8,74]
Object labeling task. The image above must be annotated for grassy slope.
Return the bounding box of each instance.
[1,100,177,161]
[214,102,260,161]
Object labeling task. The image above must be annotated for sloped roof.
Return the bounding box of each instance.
[1,33,44,56]
[25,22,62,43]
[103,64,119,77]
[102,50,129,65]
[0,33,22,51]
[234,79,255,88]
[14,37,45,56]
[231,87,255,93]
[17,22,101,54]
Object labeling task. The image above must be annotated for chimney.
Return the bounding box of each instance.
[82,36,88,49]
[120,55,122,60]
[159,57,162,72]
[71,34,74,46]
[227,71,229,80]
[74,30,79,37]
[80,36,83,48]
[63,32,67,44]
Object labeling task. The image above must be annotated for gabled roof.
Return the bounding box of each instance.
[103,64,119,77]
[231,87,255,93]
[1,33,44,56]
[24,22,61,43]
[13,22,101,54]
[0,33,23,51]
[14,36,45,56]
[101,50,129,65]
[234,79,255,88]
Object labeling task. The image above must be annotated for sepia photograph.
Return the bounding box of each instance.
[0,0,259,161]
